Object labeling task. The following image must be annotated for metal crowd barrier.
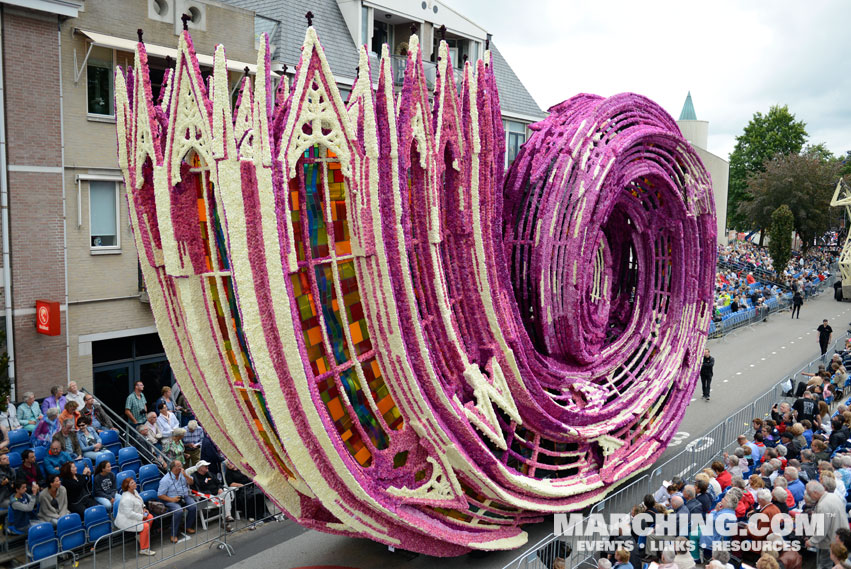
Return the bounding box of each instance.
[502,332,850,569]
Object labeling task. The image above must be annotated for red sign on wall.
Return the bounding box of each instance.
[35,300,60,336]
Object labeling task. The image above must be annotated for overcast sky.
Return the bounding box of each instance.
[449,0,851,161]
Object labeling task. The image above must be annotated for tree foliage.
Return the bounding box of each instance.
[768,204,794,274]
[738,152,839,250]
[727,105,808,230]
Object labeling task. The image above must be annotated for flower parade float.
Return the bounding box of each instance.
[114,19,716,556]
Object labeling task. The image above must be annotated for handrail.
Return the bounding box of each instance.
[83,389,170,469]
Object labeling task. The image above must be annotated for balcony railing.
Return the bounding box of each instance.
[383,54,462,91]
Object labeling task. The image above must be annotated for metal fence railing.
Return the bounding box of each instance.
[502,331,850,569]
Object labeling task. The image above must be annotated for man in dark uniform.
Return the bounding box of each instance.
[817,319,833,356]
[701,348,715,401]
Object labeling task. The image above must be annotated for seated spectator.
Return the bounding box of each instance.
[790,423,808,449]
[9,479,38,533]
[746,488,780,550]
[58,401,81,429]
[672,536,695,569]
[821,470,846,501]
[701,468,722,497]
[829,417,849,451]
[0,395,21,434]
[699,492,738,557]
[37,474,68,526]
[114,477,156,556]
[831,543,850,569]
[0,453,14,509]
[92,459,117,510]
[612,549,633,569]
[801,420,814,447]
[16,391,42,434]
[143,412,163,447]
[163,427,186,465]
[41,385,67,416]
[713,460,732,490]
[658,549,678,569]
[44,439,74,477]
[157,459,197,543]
[682,484,702,516]
[813,439,831,462]
[32,407,60,448]
[184,420,203,467]
[52,419,82,459]
[837,455,851,488]
[80,393,115,433]
[76,416,102,460]
[60,460,97,517]
[17,450,41,494]
[712,549,735,569]
[65,381,85,408]
[155,386,183,422]
[224,459,266,521]
[157,402,180,440]
[190,459,233,526]
[784,466,805,505]
[770,485,790,514]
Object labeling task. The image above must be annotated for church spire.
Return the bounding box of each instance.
[679,91,697,121]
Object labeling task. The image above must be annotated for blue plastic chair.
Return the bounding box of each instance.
[94,450,116,469]
[115,470,135,492]
[84,505,111,543]
[7,429,29,455]
[33,445,46,467]
[7,451,22,470]
[138,463,161,493]
[56,513,86,551]
[27,522,58,562]
[118,447,141,474]
[99,430,121,456]
[139,489,157,504]
[113,495,121,519]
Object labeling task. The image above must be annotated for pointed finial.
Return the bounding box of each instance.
[305,11,314,27]
[410,22,418,36]
[181,13,191,31]
[463,54,468,63]
[439,25,446,41]
[283,64,288,74]
[244,66,250,77]
[165,55,173,68]
[137,29,144,43]
[355,66,359,75]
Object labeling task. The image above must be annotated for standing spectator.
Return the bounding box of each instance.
[52,419,82,458]
[792,291,803,319]
[124,381,147,426]
[114,477,156,556]
[58,401,81,429]
[44,440,74,477]
[80,393,114,433]
[33,408,61,448]
[0,453,14,509]
[183,420,203,467]
[40,385,67,416]
[92,460,117,509]
[9,479,38,533]
[155,386,183,423]
[17,392,42,434]
[156,402,180,441]
[701,349,715,401]
[17,450,41,494]
[806,481,847,569]
[65,381,85,408]
[157,459,197,543]
[76,416,103,460]
[0,395,21,433]
[37,474,68,526]
[818,319,834,356]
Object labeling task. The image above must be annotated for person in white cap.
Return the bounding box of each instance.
[189,459,233,527]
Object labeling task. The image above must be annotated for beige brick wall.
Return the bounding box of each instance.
[60,0,258,389]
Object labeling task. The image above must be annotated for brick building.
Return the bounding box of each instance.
[0,0,545,415]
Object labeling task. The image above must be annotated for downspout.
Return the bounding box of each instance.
[0,7,16,400]
[58,20,70,385]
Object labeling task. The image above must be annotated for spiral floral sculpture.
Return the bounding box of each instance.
[114,24,716,556]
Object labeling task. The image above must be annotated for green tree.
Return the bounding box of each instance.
[738,152,840,251]
[768,204,794,274]
[727,105,808,231]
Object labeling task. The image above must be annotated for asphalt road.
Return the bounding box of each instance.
[164,290,851,569]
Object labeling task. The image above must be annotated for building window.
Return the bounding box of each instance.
[90,181,119,249]
[504,120,527,167]
[87,46,114,116]
[361,6,369,47]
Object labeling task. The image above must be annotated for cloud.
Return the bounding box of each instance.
[448,0,851,159]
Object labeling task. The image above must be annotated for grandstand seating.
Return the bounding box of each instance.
[26,522,58,562]
[56,513,86,552]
